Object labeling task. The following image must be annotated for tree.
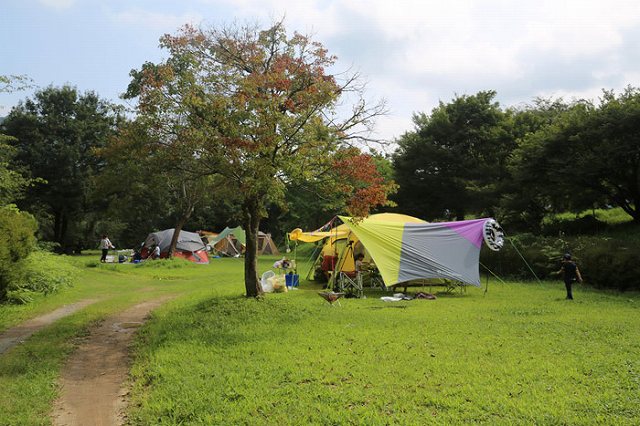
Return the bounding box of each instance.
[0,75,38,300]
[99,119,218,255]
[2,86,122,250]
[129,20,392,296]
[499,98,580,230]
[392,91,513,220]
[510,87,640,223]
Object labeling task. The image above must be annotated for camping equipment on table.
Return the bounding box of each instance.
[141,229,209,264]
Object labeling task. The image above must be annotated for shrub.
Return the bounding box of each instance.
[0,206,37,300]
[6,250,78,304]
[481,233,640,291]
[542,215,606,236]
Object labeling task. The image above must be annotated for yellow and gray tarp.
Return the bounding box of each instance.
[337,215,493,287]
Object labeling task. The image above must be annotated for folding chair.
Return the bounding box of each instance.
[337,271,363,298]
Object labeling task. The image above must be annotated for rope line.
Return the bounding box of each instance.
[507,237,542,284]
[480,261,507,295]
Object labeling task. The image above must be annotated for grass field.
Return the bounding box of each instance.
[1,253,639,425]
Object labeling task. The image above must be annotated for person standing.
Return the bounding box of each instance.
[556,253,583,300]
[99,235,115,263]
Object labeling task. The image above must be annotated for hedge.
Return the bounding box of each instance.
[480,233,640,291]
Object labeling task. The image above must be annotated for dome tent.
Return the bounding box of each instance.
[141,229,209,264]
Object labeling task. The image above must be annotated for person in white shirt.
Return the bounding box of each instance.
[99,235,115,262]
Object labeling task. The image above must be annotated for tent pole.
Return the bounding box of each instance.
[328,234,353,291]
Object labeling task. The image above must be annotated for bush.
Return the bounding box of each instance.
[541,215,607,236]
[6,251,78,304]
[0,206,37,300]
[481,233,640,291]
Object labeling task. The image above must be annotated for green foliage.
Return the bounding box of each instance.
[541,215,607,236]
[482,232,640,291]
[1,85,123,250]
[7,251,78,304]
[0,136,35,205]
[507,88,640,228]
[129,20,389,296]
[393,91,513,220]
[0,205,37,300]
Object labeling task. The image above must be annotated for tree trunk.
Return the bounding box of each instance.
[53,209,68,251]
[54,210,62,245]
[243,199,263,298]
[168,205,194,258]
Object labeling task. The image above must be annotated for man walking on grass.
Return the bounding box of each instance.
[556,253,583,300]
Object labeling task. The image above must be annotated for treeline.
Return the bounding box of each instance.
[392,88,640,232]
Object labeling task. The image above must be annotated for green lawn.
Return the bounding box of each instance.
[1,253,639,425]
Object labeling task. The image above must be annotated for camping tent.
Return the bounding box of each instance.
[257,232,280,255]
[290,213,424,279]
[141,229,209,264]
[203,226,280,256]
[290,214,504,287]
[201,227,245,257]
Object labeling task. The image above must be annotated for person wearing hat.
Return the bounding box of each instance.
[556,253,583,300]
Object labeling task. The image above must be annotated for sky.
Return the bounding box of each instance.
[2,0,639,144]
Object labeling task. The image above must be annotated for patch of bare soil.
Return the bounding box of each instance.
[0,299,99,355]
[51,296,173,426]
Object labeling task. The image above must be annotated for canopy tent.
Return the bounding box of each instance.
[141,229,209,264]
[290,213,425,279]
[290,214,504,288]
[338,215,503,287]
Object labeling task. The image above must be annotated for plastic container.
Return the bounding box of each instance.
[285,274,300,288]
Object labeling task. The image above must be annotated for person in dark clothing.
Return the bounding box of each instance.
[556,253,583,299]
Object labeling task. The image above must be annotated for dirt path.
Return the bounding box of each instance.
[51,296,173,426]
[0,299,99,355]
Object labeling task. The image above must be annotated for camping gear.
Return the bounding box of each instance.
[141,229,209,264]
[291,213,504,290]
[290,213,425,284]
[285,273,299,288]
[338,215,503,287]
[318,291,344,306]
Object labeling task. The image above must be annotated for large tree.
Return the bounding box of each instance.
[129,20,393,296]
[392,91,513,220]
[99,119,219,254]
[510,88,640,223]
[2,86,122,249]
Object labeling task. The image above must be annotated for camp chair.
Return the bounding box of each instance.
[358,269,386,291]
[337,271,363,298]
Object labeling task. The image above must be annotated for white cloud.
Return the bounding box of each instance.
[112,8,204,33]
[39,0,75,9]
